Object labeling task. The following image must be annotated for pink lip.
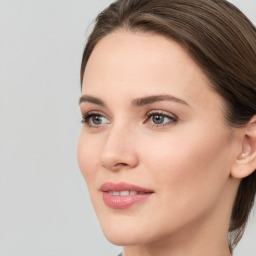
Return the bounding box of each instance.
[100,182,154,209]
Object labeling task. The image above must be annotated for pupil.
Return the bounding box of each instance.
[93,116,102,125]
[153,115,164,124]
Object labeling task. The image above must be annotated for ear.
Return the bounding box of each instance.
[231,116,256,179]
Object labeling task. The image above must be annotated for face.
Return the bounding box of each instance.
[78,31,239,246]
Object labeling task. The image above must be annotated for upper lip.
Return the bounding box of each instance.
[100,182,154,193]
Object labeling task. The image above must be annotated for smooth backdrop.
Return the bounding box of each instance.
[0,0,255,255]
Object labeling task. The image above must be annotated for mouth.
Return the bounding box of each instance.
[100,182,154,209]
[107,190,151,196]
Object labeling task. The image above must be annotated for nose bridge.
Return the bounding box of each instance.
[100,121,138,171]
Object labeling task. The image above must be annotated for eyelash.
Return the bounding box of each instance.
[146,110,178,127]
[81,111,109,129]
[81,110,178,129]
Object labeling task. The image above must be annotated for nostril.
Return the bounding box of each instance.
[111,162,129,170]
[102,161,129,171]
[115,163,128,166]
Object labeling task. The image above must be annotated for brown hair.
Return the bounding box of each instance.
[80,0,256,251]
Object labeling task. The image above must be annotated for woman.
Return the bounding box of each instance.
[78,0,256,255]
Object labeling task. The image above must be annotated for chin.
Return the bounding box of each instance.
[100,216,170,248]
[103,229,147,246]
[97,214,151,246]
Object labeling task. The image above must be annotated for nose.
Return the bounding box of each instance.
[100,125,139,172]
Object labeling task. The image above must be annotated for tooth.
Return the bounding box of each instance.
[129,191,137,195]
[108,191,113,195]
[113,191,120,196]
[120,191,129,196]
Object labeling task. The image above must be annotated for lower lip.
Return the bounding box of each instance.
[102,192,153,209]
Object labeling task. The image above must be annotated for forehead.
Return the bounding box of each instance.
[82,30,222,111]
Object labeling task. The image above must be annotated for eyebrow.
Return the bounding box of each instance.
[79,94,189,107]
[79,95,105,106]
[131,95,189,107]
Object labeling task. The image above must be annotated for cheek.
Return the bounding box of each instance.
[141,126,233,213]
[77,132,101,186]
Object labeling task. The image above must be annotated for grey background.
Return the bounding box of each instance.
[0,0,255,255]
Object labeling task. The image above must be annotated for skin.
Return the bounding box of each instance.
[78,31,244,256]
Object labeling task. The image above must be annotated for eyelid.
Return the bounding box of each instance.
[146,109,177,118]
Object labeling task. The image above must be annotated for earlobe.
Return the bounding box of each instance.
[231,116,256,179]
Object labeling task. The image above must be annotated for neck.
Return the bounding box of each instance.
[124,246,231,256]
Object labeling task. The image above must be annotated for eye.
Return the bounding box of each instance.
[82,112,110,128]
[146,111,177,127]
